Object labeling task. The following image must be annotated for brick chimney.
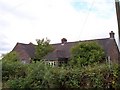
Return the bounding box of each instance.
[109,31,115,39]
[61,38,67,44]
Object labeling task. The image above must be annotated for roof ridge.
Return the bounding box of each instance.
[80,38,109,42]
[51,38,110,45]
[17,42,35,46]
[16,38,110,46]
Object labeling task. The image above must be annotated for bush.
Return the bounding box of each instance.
[2,52,119,89]
[70,41,105,66]
[2,52,27,88]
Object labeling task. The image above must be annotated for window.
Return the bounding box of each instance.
[22,60,26,64]
[49,62,50,65]
[54,62,56,66]
[51,62,53,66]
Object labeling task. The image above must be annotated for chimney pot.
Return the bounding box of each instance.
[109,31,115,39]
[61,38,67,44]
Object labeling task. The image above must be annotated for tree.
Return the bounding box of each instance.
[35,38,53,61]
[2,51,19,62]
[70,41,105,66]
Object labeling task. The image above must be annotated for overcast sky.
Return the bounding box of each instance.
[0,0,119,56]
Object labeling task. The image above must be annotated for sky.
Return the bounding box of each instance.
[0,0,119,56]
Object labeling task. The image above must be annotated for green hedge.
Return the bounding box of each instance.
[2,61,119,89]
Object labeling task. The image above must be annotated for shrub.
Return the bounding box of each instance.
[70,41,105,66]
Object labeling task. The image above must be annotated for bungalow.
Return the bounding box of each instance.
[12,31,120,66]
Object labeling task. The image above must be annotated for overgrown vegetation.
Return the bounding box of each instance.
[70,41,105,66]
[1,41,120,89]
[35,38,53,61]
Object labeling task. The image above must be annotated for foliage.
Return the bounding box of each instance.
[70,41,105,66]
[24,61,51,88]
[45,63,119,89]
[2,52,19,62]
[2,59,119,89]
[35,38,53,61]
[2,52,27,88]
[1,44,119,89]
